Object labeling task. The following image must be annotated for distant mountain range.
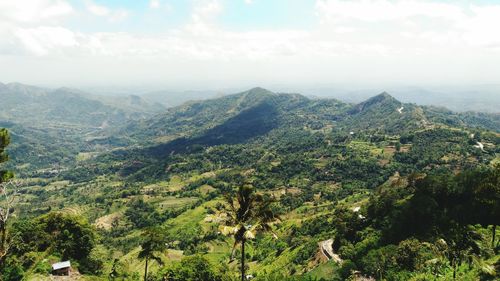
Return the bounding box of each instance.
[64,87,495,182]
[0,82,165,128]
[121,87,499,146]
[1,83,498,177]
[294,85,500,113]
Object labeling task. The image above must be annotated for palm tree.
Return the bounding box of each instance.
[138,227,167,281]
[432,225,482,280]
[219,184,278,281]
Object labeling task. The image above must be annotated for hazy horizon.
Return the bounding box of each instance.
[2,79,500,113]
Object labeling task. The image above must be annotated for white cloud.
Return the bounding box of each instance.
[244,0,254,5]
[315,0,500,49]
[315,0,464,23]
[3,0,499,60]
[84,0,129,22]
[150,0,160,9]
[186,0,223,35]
[0,0,73,24]
[85,0,110,16]
[191,0,223,22]
[13,26,78,56]
[109,10,129,22]
[459,5,500,48]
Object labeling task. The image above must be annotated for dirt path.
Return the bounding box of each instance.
[474,141,485,152]
[320,239,343,264]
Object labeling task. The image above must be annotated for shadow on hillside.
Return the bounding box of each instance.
[147,101,279,157]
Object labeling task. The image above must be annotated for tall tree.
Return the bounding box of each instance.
[0,129,15,262]
[138,227,167,281]
[0,181,19,263]
[434,224,481,281]
[220,184,278,281]
[472,165,500,250]
[0,128,13,183]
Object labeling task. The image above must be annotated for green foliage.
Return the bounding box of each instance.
[4,212,100,277]
[37,212,96,261]
[139,227,167,261]
[139,227,168,281]
[220,184,278,280]
[346,166,500,280]
[360,245,398,279]
[160,255,224,281]
[338,259,357,280]
[33,259,52,275]
[79,247,105,275]
[293,241,317,265]
[9,218,49,255]
[1,257,24,281]
[125,198,164,228]
[395,238,428,271]
[0,128,13,182]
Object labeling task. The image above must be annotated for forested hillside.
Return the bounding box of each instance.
[0,86,498,281]
[0,82,166,176]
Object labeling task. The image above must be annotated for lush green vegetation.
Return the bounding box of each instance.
[0,87,498,280]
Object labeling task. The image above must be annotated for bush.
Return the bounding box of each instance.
[360,245,397,279]
[33,260,52,274]
[36,212,96,261]
[160,255,223,281]
[395,238,423,271]
[1,258,24,281]
[293,241,318,264]
[339,259,357,280]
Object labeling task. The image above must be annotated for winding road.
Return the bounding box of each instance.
[320,239,343,264]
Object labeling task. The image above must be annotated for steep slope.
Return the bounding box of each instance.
[79,89,499,182]
[423,106,500,132]
[112,89,500,158]
[121,87,311,142]
[340,92,429,134]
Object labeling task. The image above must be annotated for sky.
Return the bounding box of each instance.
[0,0,500,89]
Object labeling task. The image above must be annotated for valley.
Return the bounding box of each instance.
[0,83,499,281]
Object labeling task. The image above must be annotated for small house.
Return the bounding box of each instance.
[52,260,71,276]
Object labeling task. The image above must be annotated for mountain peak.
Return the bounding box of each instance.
[231,87,275,106]
[348,92,402,115]
[373,91,397,101]
[363,91,401,105]
[246,87,274,95]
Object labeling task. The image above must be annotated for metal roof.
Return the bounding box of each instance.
[52,261,71,270]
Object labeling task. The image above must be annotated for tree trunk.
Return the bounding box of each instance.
[453,263,456,280]
[0,222,6,246]
[0,223,6,260]
[492,225,496,249]
[144,257,149,281]
[241,239,246,281]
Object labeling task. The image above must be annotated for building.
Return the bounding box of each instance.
[52,261,71,276]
